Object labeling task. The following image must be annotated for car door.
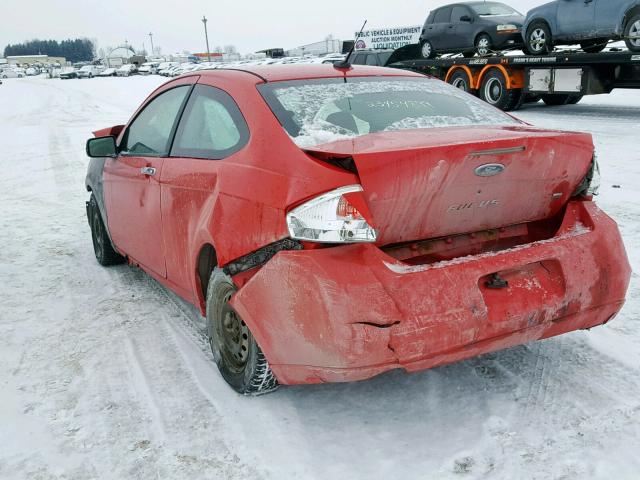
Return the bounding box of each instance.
[594,0,622,36]
[427,7,453,49]
[557,0,597,40]
[103,78,195,277]
[160,83,251,294]
[450,5,475,49]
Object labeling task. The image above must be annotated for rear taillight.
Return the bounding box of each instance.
[573,153,601,197]
[286,185,377,243]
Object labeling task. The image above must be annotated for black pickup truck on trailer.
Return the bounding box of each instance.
[387,44,640,111]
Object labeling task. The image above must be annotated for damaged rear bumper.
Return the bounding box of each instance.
[231,200,631,385]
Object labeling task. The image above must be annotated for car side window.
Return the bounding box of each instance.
[122,85,190,156]
[171,84,249,160]
[433,7,452,23]
[451,6,470,23]
[365,54,379,66]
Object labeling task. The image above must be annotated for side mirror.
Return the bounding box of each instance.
[460,15,472,22]
[86,136,117,158]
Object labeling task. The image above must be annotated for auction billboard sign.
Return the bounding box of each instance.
[354,26,422,50]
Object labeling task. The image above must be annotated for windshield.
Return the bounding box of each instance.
[258,77,520,148]
[471,2,519,16]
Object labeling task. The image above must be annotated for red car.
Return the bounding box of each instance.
[85,65,630,395]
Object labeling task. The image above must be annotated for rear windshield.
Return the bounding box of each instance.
[258,76,520,148]
[471,2,519,16]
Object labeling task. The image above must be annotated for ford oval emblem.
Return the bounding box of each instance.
[475,163,505,177]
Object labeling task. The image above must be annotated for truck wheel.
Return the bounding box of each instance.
[206,269,278,395]
[479,69,522,111]
[448,70,475,95]
[526,21,553,55]
[625,14,640,52]
[87,194,124,266]
[421,40,436,59]
[541,94,573,106]
[475,34,492,56]
[580,39,608,53]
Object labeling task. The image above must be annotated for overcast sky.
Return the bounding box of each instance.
[1,0,546,55]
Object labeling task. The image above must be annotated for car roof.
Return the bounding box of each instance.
[197,64,424,83]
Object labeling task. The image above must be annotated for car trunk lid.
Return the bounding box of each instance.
[304,126,594,245]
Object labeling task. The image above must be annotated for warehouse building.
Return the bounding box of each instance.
[6,54,66,66]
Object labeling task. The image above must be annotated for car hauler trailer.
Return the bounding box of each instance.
[388,44,640,111]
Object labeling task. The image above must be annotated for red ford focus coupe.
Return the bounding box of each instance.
[85,64,630,394]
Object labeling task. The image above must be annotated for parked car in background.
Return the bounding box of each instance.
[420,1,524,58]
[349,49,395,66]
[25,67,39,76]
[524,0,640,54]
[85,64,629,395]
[116,64,137,77]
[138,62,160,75]
[98,68,117,77]
[59,68,79,80]
[157,62,180,76]
[77,65,104,78]
[1,69,24,78]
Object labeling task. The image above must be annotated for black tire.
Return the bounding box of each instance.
[448,70,476,95]
[541,94,574,106]
[87,194,124,266]
[420,40,436,59]
[475,33,492,56]
[206,269,278,395]
[624,14,640,52]
[479,69,522,111]
[525,21,553,55]
[580,39,608,53]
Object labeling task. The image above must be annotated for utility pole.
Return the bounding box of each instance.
[148,32,155,56]
[202,16,211,62]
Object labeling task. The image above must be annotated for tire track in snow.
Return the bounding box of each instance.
[123,336,167,445]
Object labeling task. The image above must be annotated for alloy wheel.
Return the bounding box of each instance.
[421,42,432,58]
[477,37,490,56]
[631,20,640,48]
[530,28,547,53]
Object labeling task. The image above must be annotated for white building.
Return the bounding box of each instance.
[286,36,343,57]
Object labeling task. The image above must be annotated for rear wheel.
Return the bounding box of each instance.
[625,14,640,52]
[580,39,608,53]
[479,69,522,111]
[206,269,278,395]
[87,194,124,266]
[420,40,436,59]
[448,70,476,95]
[475,34,492,56]
[526,21,553,55]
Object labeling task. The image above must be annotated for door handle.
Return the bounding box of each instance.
[140,166,156,176]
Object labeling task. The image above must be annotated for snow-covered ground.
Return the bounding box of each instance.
[0,75,639,480]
